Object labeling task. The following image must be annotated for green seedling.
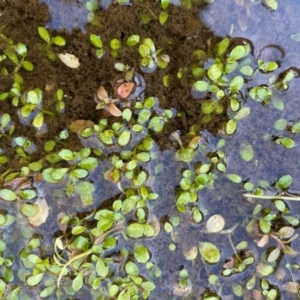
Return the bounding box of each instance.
[109,38,121,57]
[42,147,98,205]
[17,88,54,130]
[90,34,104,58]
[86,0,100,24]
[37,27,66,60]
[54,88,65,113]
[0,113,15,140]
[138,38,170,72]
[4,42,34,73]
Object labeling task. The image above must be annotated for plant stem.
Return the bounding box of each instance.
[57,221,125,288]
[227,233,242,263]
[243,193,300,201]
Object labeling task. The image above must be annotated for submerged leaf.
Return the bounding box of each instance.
[275,174,292,190]
[225,119,237,135]
[206,214,225,233]
[27,198,49,226]
[240,142,254,161]
[199,242,220,264]
[207,63,223,81]
[0,189,17,201]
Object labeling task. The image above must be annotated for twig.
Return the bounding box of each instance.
[243,194,300,201]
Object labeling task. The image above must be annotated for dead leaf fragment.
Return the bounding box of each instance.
[183,246,198,261]
[58,53,80,69]
[27,198,49,226]
[235,0,244,6]
[206,214,225,233]
[69,120,94,133]
[97,86,109,102]
[256,234,269,247]
[105,103,122,117]
[117,82,135,99]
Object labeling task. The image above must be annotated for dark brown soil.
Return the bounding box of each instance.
[0,0,225,168]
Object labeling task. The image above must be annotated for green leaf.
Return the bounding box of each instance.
[235,107,250,120]
[207,63,223,81]
[259,219,271,234]
[79,157,98,170]
[122,108,132,121]
[97,218,113,232]
[161,0,169,9]
[240,142,254,161]
[265,0,278,10]
[72,271,83,291]
[21,204,37,217]
[125,261,139,276]
[240,65,253,76]
[51,168,69,181]
[52,36,66,46]
[16,43,27,56]
[1,113,10,128]
[38,27,51,44]
[27,272,44,286]
[0,189,17,201]
[226,174,242,183]
[71,169,88,179]
[40,285,56,298]
[276,137,294,148]
[27,90,39,104]
[74,181,95,205]
[44,140,56,152]
[274,200,288,213]
[59,149,76,161]
[90,34,103,48]
[96,258,109,277]
[126,35,140,46]
[230,76,244,92]
[201,100,217,114]
[144,97,156,109]
[275,174,292,190]
[274,119,287,131]
[228,45,247,62]
[138,108,151,124]
[259,61,278,72]
[86,0,98,11]
[216,37,229,56]
[199,242,220,264]
[193,80,209,92]
[225,119,237,135]
[143,38,155,52]
[134,243,150,263]
[136,152,150,162]
[133,170,147,186]
[19,189,37,200]
[0,93,9,101]
[110,38,121,50]
[32,112,44,128]
[72,226,86,235]
[22,61,34,71]
[118,130,131,146]
[159,11,168,25]
[95,48,104,58]
[126,223,144,238]
[139,44,151,58]
[72,236,89,250]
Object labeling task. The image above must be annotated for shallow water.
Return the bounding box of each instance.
[0,0,300,299]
